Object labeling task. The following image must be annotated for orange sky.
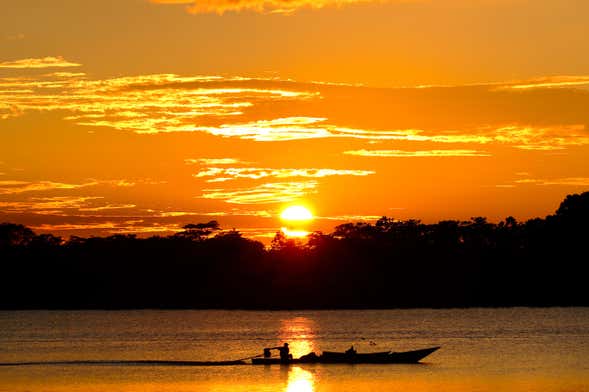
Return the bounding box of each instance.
[1,0,588,241]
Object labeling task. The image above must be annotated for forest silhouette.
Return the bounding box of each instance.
[1,192,588,309]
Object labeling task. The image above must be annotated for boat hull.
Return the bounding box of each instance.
[251,346,440,365]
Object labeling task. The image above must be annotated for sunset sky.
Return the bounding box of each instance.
[1,0,589,241]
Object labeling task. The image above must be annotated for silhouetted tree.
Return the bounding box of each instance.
[1,191,588,309]
[0,223,35,248]
[175,220,220,241]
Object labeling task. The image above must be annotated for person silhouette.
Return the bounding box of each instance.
[278,342,291,363]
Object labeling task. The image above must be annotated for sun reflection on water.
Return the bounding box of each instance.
[278,317,317,359]
[285,367,315,392]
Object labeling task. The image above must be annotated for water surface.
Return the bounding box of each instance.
[1,308,588,391]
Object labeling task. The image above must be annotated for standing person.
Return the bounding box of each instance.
[278,343,291,364]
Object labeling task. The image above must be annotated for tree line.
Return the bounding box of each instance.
[1,192,588,309]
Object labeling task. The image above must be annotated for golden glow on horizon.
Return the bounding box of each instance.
[2,68,589,241]
[3,0,589,243]
[281,227,310,238]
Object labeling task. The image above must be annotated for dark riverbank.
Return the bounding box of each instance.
[2,192,588,310]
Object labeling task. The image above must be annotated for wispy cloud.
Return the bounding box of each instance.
[2,71,589,153]
[150,0,396,15]
[0,179,134,195]
[280,227,310,238]
[155,209,273,218]
[197,117,333,141]
[343,149,491,157]
[0,196,104,214]
[234,227,285,239]
[185,158,246,165]
[503,75,589,90]
[514,177,589,186]
[0,195,139,216]
[31,221,182,235]
[0,56,81,69]
[194,167,374,182]
[195,118,589,150]
[493,125,589,150]
[201,181,318,204]
[319,214,383,221]
[77,204,137,212]
[197,117,480,142]
[47,71,87,78]
[0,180,98,195]
[0,72,318,130]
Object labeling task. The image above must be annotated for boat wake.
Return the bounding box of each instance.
[0,359,247,367]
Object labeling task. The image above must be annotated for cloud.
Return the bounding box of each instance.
[156,209,273,218]
[201,117,333,141]
[150,0,526,15]
[0,72,317,130]
[280,227,310,238]
[493,125,589,150]
[343,149,491,157]
[31,221,183,235]
[185,158,246,165]
[195,117,588,150]
[502,75,589,90]
[47,72,87,78]
[0,56,81,69]
[236,227,284,239]
[2,71,589,153]
[514,177,589,186]
[194,167,375,182]
[0,179,135,195]
[319,214,383,221]
[0,197,104,214]
[199,117,462,142]
[201,181,318,204]
[77,204,137,212]
[0,196,138,216]
[31,222,121,231]
[0,180,98,195]
[150,0,391,15]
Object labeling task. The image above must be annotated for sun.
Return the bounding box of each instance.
[280,206,314,222]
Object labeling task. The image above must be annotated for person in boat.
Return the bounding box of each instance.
[263,343,292,363]
[345,345,357,356]
[278,343,292,363]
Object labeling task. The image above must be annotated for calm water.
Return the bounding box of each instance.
[0,308,588,391]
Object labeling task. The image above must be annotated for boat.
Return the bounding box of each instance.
[251,346,440,365]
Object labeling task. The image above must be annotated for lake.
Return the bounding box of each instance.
[1,308,588,391]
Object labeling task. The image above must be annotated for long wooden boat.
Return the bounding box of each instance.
[251,346,440,365]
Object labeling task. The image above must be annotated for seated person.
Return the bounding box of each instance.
[345,345,357,355]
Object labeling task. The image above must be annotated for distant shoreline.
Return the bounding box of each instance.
[2,304,588,311]
[2,192,588,310]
